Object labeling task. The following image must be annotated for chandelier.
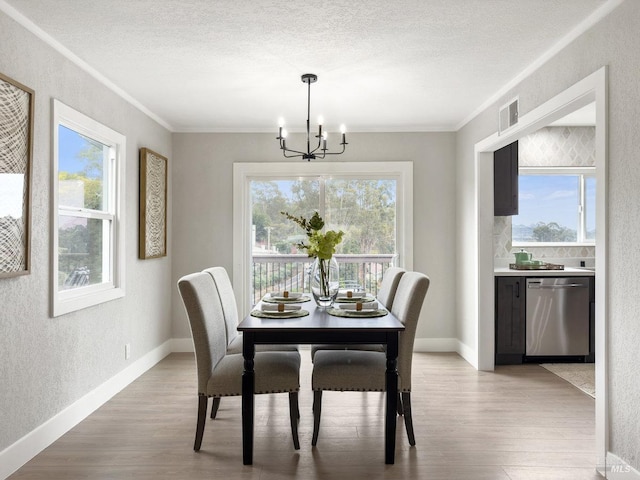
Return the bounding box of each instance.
[276,73,347,161]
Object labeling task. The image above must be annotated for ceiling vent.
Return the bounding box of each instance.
[499,97,519,134]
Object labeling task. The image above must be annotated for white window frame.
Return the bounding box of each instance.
[52,100,126,317]
[233,161,413,318]
[513,166,595,247]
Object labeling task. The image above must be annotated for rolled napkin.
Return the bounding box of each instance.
[336,290,366,300]
[337,301,379,311]
[261,303,302,312]
[269,291,302,299]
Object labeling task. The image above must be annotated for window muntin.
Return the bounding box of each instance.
[512,167,595,245]
[52,100,125,316]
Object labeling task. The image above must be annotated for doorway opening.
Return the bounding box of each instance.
[472,67,608,470]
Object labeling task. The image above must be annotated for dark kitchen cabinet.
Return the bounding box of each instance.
[495,276,525,364]
[587,276,595,363]
[494,141,518,216]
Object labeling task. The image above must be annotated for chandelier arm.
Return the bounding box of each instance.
[282,147,307,156]
[318,145,347,156]
[312,135,323,152]
[279,136,307,156]
[309,143,323,155]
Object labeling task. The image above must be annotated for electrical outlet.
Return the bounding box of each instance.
[125,343,131,360]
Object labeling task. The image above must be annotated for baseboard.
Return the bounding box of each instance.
[413,337,457,352]
[171,337,194,352]
[0,340,173,480]
[603,452,640,479]
[177,336,462,356]
[455,340,478,369]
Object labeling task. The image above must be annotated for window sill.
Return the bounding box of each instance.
[52,286,125,317]
[512,242,596,248]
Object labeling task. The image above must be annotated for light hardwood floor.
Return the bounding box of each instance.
[9,352,599,480]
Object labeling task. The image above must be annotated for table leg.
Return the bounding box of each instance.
[242,332,255,465]
[385,331,399,464]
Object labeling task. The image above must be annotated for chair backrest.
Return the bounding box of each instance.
[178,272,228,394]
[203,266,239,345]
[390,271,430,391]
[376,266,406,310]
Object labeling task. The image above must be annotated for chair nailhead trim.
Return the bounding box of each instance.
[209,387,300,397]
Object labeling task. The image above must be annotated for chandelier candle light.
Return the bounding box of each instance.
[276,73,347,161]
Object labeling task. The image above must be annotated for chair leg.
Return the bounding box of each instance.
[311,390,322,446]
[194,395,208,451]
[401,392,416,446]
[210,397,221,419]
[397,392,404,416]
[288,392,300,450]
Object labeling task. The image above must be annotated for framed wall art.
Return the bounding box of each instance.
[139,148,167,259]
[0,72,34,278]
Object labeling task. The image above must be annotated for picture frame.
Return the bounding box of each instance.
[0,72,34,278]
[139,148,167,259]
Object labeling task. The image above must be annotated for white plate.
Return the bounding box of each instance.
[269,292,302,300]
[260,310,301,316]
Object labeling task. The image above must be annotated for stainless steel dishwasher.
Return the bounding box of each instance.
[526,277,590,356]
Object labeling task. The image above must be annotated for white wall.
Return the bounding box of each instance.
[0,11,173,453]
[456,0,640,470]
[171,132,457,346]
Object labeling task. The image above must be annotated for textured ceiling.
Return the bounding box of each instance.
[2,0,614,132]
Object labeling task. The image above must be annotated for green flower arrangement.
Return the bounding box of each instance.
[282,211,344,306]
[280,211,344,259]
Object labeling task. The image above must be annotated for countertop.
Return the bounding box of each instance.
[494,267,595,277]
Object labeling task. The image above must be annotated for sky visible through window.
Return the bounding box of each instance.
[517,176,578,227]
[513,174,595,242]
[58,125,102,174]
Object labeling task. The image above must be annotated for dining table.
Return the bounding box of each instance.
[237,298,405,465]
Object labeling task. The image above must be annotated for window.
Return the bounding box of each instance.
[250,178,397,255]
[234,162,412,316]
[512,167,595,245]
[52,100,125,316]
[249,177,398,303]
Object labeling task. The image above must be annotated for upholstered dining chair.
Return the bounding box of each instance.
[310,266,406,361]
[203,266,299,355]
[375,266,406,311]
[310,271,430,447]
[178,271,301,452]
[203,266,299,419]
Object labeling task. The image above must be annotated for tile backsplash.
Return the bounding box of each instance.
[494,126,596,267]
[519,126,595,167]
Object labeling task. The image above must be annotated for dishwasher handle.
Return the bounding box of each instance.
[527,282,587,289]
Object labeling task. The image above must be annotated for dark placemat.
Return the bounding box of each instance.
[327,307,388,318]
[250,309,310,319]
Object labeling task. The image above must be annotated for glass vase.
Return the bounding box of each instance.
[310,257,339,308]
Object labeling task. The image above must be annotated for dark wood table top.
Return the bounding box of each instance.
[238,304,404,333]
